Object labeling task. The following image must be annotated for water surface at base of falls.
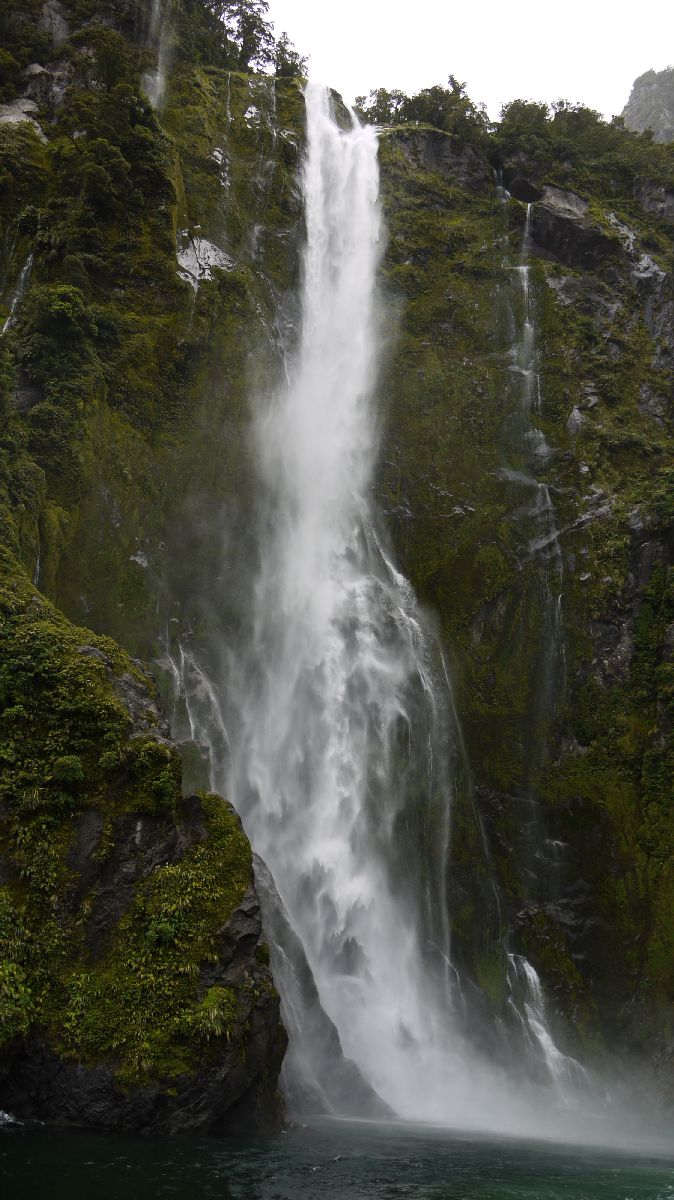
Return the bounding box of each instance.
[2,1120,673,1199]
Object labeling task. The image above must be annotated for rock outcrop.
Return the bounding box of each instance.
[622,67,674,144]
[253,856,390,1119]
[0,578,285,1133]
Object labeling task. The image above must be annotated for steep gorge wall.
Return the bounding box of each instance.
[0,0,673,1120]
[0,0,295,1128]
[376,125,674,1085]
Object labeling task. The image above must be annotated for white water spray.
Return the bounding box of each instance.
[507,953,589,1102]
[141,0,171,110]
[229,83,464,1119]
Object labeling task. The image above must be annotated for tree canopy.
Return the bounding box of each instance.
[355,78,489,145]
[183,0,306,75]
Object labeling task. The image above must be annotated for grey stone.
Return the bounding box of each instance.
[622,67,674,144]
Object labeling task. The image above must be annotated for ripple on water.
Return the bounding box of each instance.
[1,1119,673,1200]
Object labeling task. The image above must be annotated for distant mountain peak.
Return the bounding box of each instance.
[622,65,674,142]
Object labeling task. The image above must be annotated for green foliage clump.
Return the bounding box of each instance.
[18,284,98,386]
[0,962,33,1044]
[181,985,238,1041]
[356,76,489,148]
[0,0,51,102]
[179,0,306,75]
[494,98,674,201]
[57,794,251,1082]
[0,562,257,1080]
[0,578,146,819]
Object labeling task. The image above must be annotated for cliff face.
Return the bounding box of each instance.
[0,575,286,1131]
[0,0,673,1123]
[623,68,674,145]
[376,123,674,1081]
[0,0,291,1130]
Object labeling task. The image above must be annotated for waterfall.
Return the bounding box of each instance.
[1,252,33,337]
[141,0,171,110]
[228,82,461,1120]
[507,954,589,1102]
[496,188,566,780]
[168,89,619,1138]
[494,187,590,1105]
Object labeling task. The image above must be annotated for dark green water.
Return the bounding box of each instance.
[1,1117,673,1200]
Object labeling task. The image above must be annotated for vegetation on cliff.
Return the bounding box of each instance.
[368,79,673,1069]
[0,0,300,1127]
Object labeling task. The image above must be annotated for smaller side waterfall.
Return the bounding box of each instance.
[159,635,227,793]
[507,954,590,1103]
[496,190,566,777]
[514,205,564,607]
[141,0,171,110]
[1,252,34,337]
[494,184,585,1103]
[513,206,540,412]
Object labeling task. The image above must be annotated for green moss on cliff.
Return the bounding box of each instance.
[374,105,673,1058]
[0,561,261,1086]
[57,793,251,1082]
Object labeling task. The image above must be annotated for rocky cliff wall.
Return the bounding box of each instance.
[0,0,291,1130]
[376,123,673,1086]
[623,68,674,145]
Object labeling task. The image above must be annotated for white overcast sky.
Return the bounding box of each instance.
[267,0,674,120]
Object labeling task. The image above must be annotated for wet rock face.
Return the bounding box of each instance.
[0,580,286,1136]
[0,98,46,141]
[0,797,286,1135]
[253,855,390,1120]
[635,179,674,222]
[394,127,491,193]
[531,186,620,268]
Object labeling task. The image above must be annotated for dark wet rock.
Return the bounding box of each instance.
[0,798,287,1136]
[501,152,546,198]
[114,670,170,738]
[634,179,674,222]
[76,645,170,738]
[392,128,491,193]
[253,854,391,1119]
[22,59,73,110]
[638,381,667,426]
[1,982,285,1136]
[504,173,543,203]
[530,186,620,268]
[12,373,42,414]
[71,800,208,957]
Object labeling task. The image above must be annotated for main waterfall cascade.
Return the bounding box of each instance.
[228,81,465,1120]
[162,86,649,1140]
